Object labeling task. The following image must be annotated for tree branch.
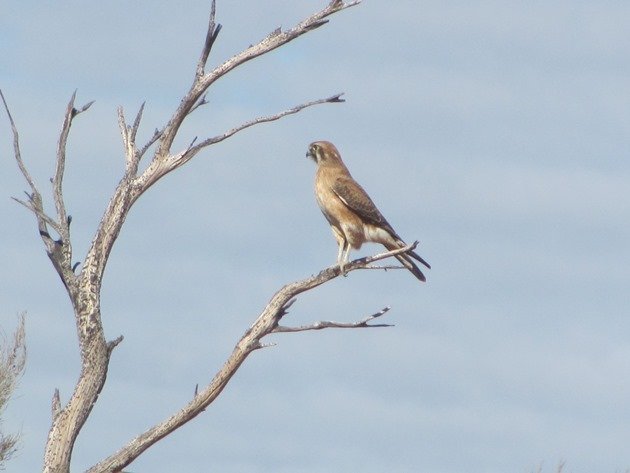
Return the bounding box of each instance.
[119,102,148,175]
[54,91,93,239]
[2,90,81,290]
[117,106,133,170]
[137,127,163,162]
[1,90,38,197]
[10,196,61,235]
[187,93,209,116]
[51,389,61,421]
[196,0,222,77]
[153,0,360,162]
[195,93,345,152]
[2,92,44,235]
[86,243,401,473]
[139,93,345,184]
[273,306,393,332]
[130,101,145,144]
[1,91,51,238]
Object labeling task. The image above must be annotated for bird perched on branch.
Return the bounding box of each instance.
[306,140,430,282]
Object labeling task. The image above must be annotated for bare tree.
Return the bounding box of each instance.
[2,1,421,471]
[0,314,26,470]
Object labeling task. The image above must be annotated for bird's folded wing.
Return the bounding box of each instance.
[331,176,390,228]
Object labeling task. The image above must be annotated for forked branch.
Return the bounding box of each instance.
[87,243,404,473]
[196,0,222,77]
[152,0,361,163]
[1,90,86,289]
[119,1,360,199]
[146,93,345,180]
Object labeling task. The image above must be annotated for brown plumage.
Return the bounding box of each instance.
[306,140,430,282]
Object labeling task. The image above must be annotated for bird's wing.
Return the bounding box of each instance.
[332,173,431,274]
[331,175,392,229]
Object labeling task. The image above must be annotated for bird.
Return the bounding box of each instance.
[306,140,430,282]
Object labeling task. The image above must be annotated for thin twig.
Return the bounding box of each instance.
[51,389,61,421]
[137,128,163,161]
[196,0,222,77]
[192,93,344,151]
[273,306,393,332]
[1,90,38,196]
[347,241,420,272]
[118,106,131,164]
[107,335,124,353]
[1,90,59,245]
[188,94,209,116]
[130,102,145,143]
[167,93,344,172]
[53,91,77,224]
[54,92,93,238]
[120,102,146,174]
[11,197,62,234]
[362,264,406,271]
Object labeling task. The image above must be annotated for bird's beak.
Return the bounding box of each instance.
[306,149,313,160]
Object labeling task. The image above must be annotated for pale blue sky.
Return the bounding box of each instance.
[1,1,630,472]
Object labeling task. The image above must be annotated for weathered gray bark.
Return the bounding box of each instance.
[2,1,420,471]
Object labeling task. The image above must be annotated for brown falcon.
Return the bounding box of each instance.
[306,140,430,282]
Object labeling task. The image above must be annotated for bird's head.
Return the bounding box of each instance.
[306,141,342,166]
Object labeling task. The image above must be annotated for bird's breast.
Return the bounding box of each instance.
[314,168,366,248]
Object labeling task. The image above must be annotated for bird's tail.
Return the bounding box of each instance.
[408,248,431,270]
[384,241,428,283]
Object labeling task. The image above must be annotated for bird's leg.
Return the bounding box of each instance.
[336,241,345,267]
[332,229,350,276]
[338,241,350,276]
